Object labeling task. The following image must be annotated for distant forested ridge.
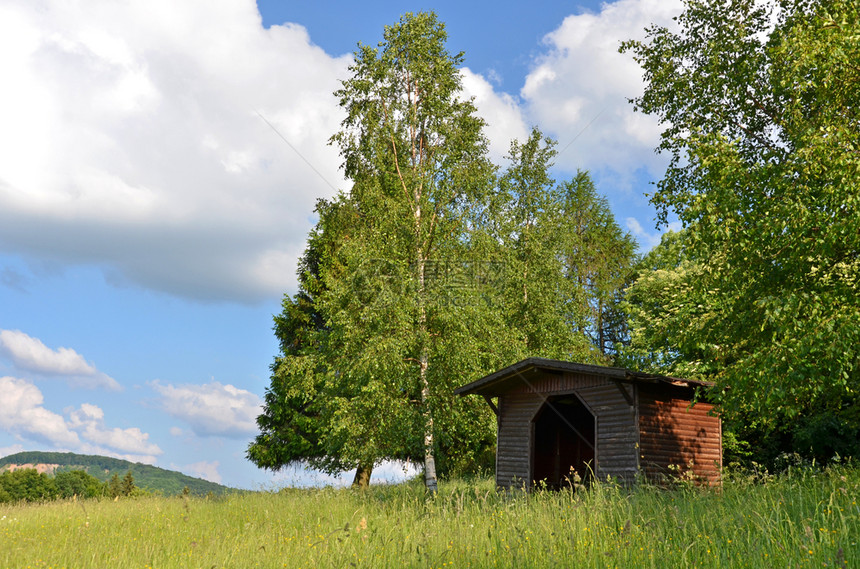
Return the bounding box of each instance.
[0,451,230,496]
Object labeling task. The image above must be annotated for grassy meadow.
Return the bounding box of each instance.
[1,466,857,569]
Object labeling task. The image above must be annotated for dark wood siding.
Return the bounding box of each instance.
[507,371,608,395]
[638,385,721,486]
[496,393,541,488]
[577,383,638,483]
[495,371,640,488]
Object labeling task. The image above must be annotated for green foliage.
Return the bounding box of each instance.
[325,11,503,488]
[485,130,637,362]
[250,13,637,485]
[1,467,858,568]
[0,469,57,503]
[490,129,577,357]
[0,466,104,503]
[54,470,104,499]
[121,471,136,497]
[619,229,715,378]
[621,0,860,452]
[251,11,509,484]
[107,473,122,498]
[557,171,638,359]
[247,199,349,476]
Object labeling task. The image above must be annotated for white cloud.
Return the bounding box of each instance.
[169,427,184,437]
[626,217,683,250]
[0,376,161,463]
[0,444,24,459]
[150,380,262,437]
[183,460,222,484]
[0,329,121,390]
[0,0,686,304]
[522,0,682,182]
[67,403,162,457]
[0,376,81,446]
[0,0,351,303]
[460,68,530,163]
[0,329,95,375]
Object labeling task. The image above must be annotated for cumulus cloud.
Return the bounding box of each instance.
[0,444,24,459]
[0,376,161,463]
[522,0,682,182]
[150,380,262,437]
[0,376,81,446]
[183,460,222,484]
[0,329,121,390]
[460,68,530,163]
[0,0,350,303]
[0,0,686,304]
[67,403,162,458]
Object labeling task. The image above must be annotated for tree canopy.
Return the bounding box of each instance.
[621,0,860,449]
[249,12,638,487]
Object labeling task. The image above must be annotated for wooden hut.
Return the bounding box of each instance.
[455,358,722,489]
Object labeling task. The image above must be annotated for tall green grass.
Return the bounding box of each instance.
[1,465,857,568]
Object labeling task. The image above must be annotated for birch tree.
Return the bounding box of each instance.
[324,12,504,491]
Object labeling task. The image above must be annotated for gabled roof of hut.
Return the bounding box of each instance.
[454,357,712,397]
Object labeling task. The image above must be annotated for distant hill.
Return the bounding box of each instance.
[0,451,232,496]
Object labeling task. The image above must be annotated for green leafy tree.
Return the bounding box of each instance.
[486,130,635,362]
[622,0,860,449]
[248,199,373,484]
[54,470,104,499]
[251,12,506,490]
[488,129,591,360]
[558,171,638,359]
[619,230,714,377]
[326,11,514,492]
[250,13,640,488]
[0,469,57,502]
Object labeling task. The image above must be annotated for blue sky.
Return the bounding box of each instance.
[0,0,682,489]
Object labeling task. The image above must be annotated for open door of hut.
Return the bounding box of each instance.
[531,395,595,489]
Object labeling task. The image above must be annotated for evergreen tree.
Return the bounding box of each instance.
[121,471,136,496]
[107,473,122,498]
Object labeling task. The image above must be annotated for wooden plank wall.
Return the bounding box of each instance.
[576,382,638,483]
[496,392,541,489]
[638,385,722,486]
[495,372,639,488]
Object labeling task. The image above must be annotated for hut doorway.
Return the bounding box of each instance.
[532,395,595,488]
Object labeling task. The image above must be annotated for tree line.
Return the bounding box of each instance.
[0,451,227,496]
[0,468,138,503]
[249,0,859,487]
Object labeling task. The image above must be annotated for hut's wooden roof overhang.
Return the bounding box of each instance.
[455,357,712,398]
